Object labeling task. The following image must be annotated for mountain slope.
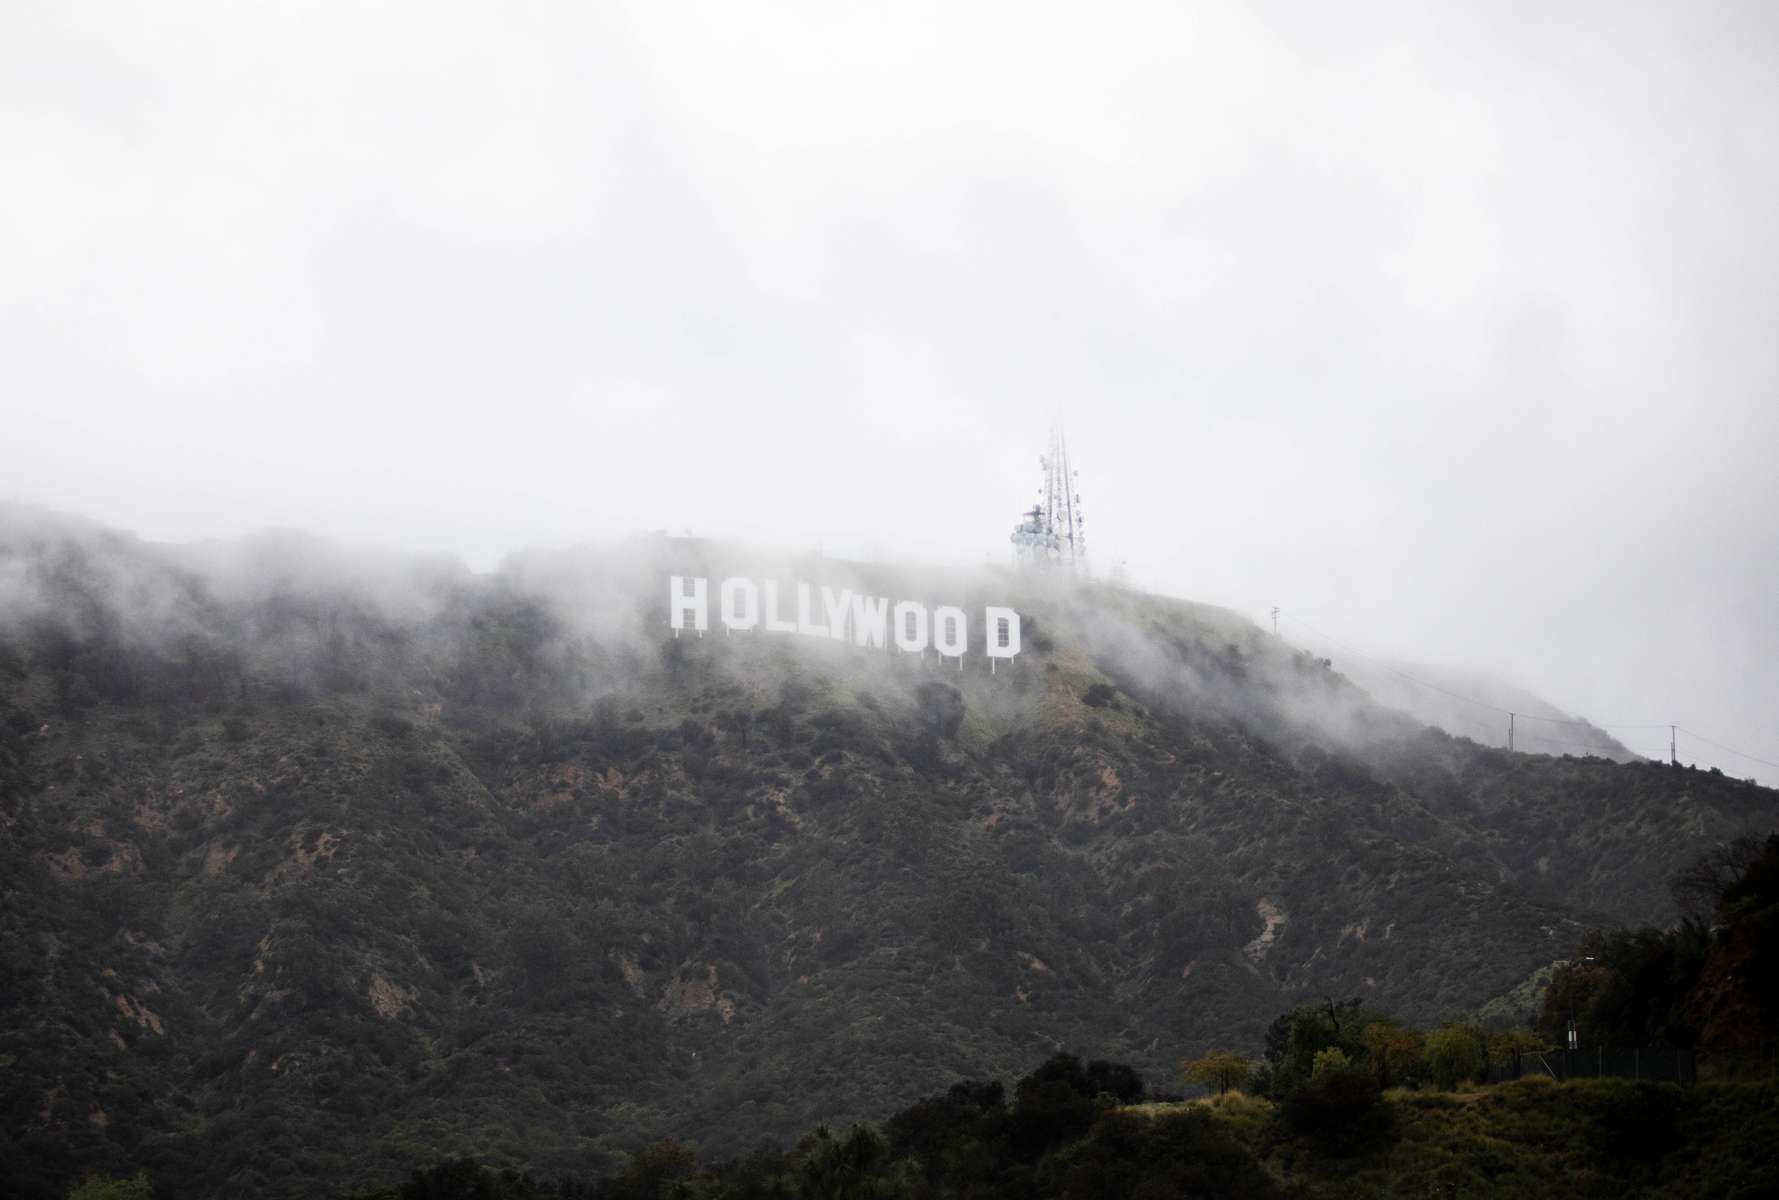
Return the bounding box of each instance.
[0,506,1772,1198]
[1313,653,1640,763]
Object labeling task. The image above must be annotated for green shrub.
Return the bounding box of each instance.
[66,1171,152,1200]
[1310,1046,1351,1082]
[1039,1109,1282,1199]
[1278,1060,1392,1157]
[1589,1081,1683,1165]
[1425,1024,1487,1090]
[1082,683,1117,708]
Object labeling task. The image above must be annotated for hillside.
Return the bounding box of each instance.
[342,1073,1779,1200]
[1,504,1773,1198]
[1312,654,1640,764]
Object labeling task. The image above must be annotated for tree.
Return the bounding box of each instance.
[1084,1058,1147,1104]
[1321,996,1362,1037]
[1309,1046,1351,1082]
[1009,1054,1107,1159]
[1424,1024,1486,1090]
[1670,835,1763,926]
[1485,1028,1547,1064]
[1262,999,1372,1096]
[1538,926,1711,1048]
[1541,836,1779,1053]
[885,1080,1005,1185]
[1183,1050,1252,1096]
[602,1142,695,1200]
[1279,1048,1391,1156]
[1536,946,1612,1046]
[1361,1021,1424,1089]
[799,1125,897,1200]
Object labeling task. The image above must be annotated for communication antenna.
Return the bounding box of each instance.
[1010,422,1089,572]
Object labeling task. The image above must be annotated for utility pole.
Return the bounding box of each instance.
[1271,607,1280,637]
[1508,712,1516,752]
[1671,725,1678,766]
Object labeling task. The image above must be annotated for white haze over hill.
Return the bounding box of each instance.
[1302,650,1639,765]
[2,1,1776,785]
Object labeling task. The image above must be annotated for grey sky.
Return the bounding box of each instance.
[4,1,1777,783]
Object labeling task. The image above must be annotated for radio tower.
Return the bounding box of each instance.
[1010,423,1088,571]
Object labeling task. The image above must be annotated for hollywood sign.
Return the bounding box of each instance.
[669,575,1021,666]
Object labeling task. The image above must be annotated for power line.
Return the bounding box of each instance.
[1515,730,1657,756]
[1517,713,1672,731]
[1279,612,1653,728]
[1678,728,1779,774]
[1275,610,1778,775]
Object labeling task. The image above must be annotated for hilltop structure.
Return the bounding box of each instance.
[1010,423,1088,571]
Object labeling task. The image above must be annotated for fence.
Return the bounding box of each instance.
[1487,1047,1695,1085]
[1696,1043,1779,1082]
[1487,1043,1779,1086]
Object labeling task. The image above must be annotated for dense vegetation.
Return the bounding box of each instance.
[144,1048,1779,1199]
[2,505,1774,1198]
[1536,833,1779,1052]
[68,1045,1779,1198]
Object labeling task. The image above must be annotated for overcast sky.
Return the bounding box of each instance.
[4,1,1777,783]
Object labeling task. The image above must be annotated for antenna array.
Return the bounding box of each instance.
[1010,423,1088,571]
